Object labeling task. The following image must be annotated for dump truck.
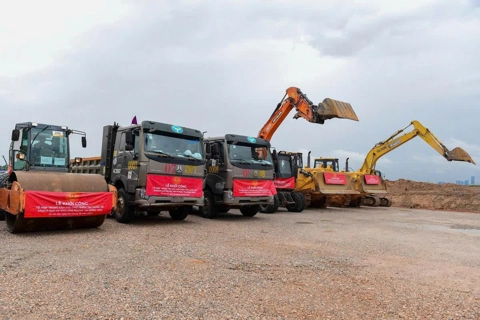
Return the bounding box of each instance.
[71,120,206,223]
[0,122,117,233]
[201,134,276,218]
[256,87,359,213]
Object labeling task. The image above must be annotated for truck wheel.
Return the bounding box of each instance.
[259,194,279,214]
[296,193,307,212]
[199,189,218,219]
[286,192,303,212]
[114,188,133,223]
[240,205,259,217]
[0,210,5,221]
[169,206,190,221]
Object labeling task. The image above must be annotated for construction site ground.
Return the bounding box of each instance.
[386,179,480,213]
[1,186,479,319]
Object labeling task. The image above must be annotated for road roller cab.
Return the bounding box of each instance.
[0,122,117,233]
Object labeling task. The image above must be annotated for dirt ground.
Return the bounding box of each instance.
[386,179,480,213]
[1,206,479,319]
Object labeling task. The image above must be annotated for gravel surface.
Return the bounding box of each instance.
[1,206,479,319]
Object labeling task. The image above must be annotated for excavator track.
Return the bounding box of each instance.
[2,171,113,233]
[379,197,392,207]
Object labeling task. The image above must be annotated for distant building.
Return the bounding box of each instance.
[456,180,464,185]
[471,176,475,185]
[465,180,469,186]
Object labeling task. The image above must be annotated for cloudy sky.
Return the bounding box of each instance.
[1,0,479,183]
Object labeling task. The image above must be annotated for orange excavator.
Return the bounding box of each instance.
[257,87,359,213]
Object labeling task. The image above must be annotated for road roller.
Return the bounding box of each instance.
[0,122,117,233]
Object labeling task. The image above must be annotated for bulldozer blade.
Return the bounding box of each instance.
[446,147,476,165]
[316,98,359,122]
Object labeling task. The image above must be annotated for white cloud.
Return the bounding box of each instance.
[0,0,479,184]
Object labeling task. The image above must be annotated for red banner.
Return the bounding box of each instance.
[323,172,347,185]
[233,179,276,197]
[274,177,295,189]
[146,174,203,197]
[364,174,381,185]
[24,191,113,218]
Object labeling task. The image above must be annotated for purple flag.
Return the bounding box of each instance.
[131,116,138,125]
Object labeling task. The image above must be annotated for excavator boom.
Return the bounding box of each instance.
[258,87,359,141]
[359,120,476,174]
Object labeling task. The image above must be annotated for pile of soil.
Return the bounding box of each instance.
[385,179,480,213]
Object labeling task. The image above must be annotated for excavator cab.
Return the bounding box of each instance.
[313,157,340,172]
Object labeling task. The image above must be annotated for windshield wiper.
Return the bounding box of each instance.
[231,159,252,165]
[181,154,202,161]
[150,151,174,158]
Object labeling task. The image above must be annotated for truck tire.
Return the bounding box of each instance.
[114,188,133,223]
[199,189,218,219]
[240,205,259,217]
[286,192,304,212]
[259,194,279,214]
[169,206,190,221]
[296,192,307,212]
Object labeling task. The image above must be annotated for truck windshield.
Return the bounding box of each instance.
[29,128,69,168]
[144,131,203,160]
[227,143,273,166]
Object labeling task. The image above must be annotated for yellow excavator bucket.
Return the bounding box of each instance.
[446,147,476,165]
[316,98,359,122]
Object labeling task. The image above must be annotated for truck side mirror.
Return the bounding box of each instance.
[81,136,87,148]
[125,131,133,146]
[11,129,20,142]
[211,143,220,160]
[205,143,211,159]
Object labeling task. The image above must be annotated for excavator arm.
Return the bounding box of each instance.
[258,87,359,141]
[359,120,476,174]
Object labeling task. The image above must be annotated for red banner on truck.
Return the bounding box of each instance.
[233,179,276,197]
[364,174,381,185]
[274,177,295,189]
[323,172,347,185]
[24,191,113,218]
[146,174,203,197]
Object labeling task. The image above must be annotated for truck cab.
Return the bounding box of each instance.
[202,134,275,218]
[101,120,206,222]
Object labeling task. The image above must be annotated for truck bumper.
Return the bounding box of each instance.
[134,189,204,208]
[221,190,274,206]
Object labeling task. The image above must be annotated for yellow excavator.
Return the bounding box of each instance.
[349,120,476,206]
[304,120,476,208]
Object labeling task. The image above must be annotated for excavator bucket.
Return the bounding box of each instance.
[1,171,116,233]
[316,98,359,122]
[446,147,476,165]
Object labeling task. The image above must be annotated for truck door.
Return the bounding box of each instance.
[121,130,140,194]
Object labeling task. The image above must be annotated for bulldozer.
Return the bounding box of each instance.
[304,120,476,208]
[0,122,117,233]
[257,87,359,213]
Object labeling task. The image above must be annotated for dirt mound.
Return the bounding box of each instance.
[385,179,480,213]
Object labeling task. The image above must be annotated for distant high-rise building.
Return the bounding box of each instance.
[456,180,463,185]
[471,176,475,185]
[465,180,469,186]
